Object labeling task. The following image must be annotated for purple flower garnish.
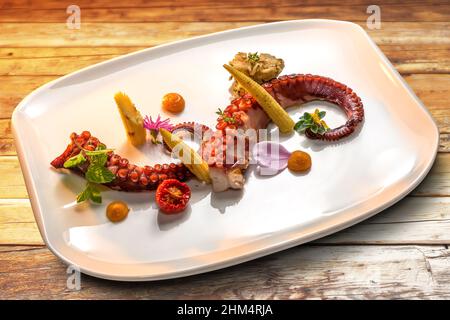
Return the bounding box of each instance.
[252,141,291,175]
[143,115,174,144]
[143,115,174,131]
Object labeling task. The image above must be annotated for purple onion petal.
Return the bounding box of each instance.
[252,141,291,174]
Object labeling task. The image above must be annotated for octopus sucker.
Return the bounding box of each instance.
[51,131,191,191]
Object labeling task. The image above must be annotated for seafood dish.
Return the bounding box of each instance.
[51,52,364,217]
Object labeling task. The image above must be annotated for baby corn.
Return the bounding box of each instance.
[223,64,294,133]
[114,92,146,146]
[160,128,211,183]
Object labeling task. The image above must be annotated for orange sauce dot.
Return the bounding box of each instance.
[106,201,130,222]
[162,93,185,114]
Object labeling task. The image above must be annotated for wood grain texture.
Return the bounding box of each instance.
[0,22,448,47]
[3,0,450,9]
[1,244,450,299]
[0,4,449,22]
[1,45,449,76]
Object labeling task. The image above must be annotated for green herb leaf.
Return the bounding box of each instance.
[318,111,326,119]
[89,184,102,203]
[85,147,112,167]
[247,52,260,63]
[63,153,86,168]
[85,165,115,184]
[223,117,235,124]
[294,109,330,136]
[96,143,106,151]
[215,108,224,116]
[76,182,102,204]
[77,183,92,203]
[84,149,113,156]
[303,112,312,120]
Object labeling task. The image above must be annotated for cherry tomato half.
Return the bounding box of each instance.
[155,179,191,214]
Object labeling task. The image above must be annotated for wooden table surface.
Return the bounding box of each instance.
[0,0,449,299]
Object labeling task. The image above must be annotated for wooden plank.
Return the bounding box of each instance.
[0,75,56,120]
[0,153,448,200]
[0,157,27,198]
[2,197,450,246]
[0,22,448,47]
[315,197,450,244]
[404,74,450,133]
[1,45,448,76]
[441,133,450,153]
[0,244,449,299]
[0,120,14,155]
[3,0,449,10]
[0,199,41,245]
[0,5,449,23]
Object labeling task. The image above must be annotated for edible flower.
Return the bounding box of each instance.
[294,109,329,135]
[252,141,292,175]
[143,115,174,144]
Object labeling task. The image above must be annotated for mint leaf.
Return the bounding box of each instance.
[90,153,108,167]
[64,153,86,168]
[85,147,112,167]
[76,182,102,203]
[76,183,92,203]
[89,184,102,203]
[84,149,113,156]
[85,165,115,184]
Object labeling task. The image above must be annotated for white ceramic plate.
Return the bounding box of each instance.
[12,20,439,281]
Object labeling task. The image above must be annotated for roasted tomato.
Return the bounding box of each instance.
[155,179,191,214]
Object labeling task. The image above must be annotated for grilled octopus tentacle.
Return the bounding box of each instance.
[162,121,212,152]
[264,74,364,141]
[214,74,364,141]
[205,73,365,191]
[51,131,192,191]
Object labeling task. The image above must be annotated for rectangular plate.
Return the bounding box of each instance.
[12,20,439,281]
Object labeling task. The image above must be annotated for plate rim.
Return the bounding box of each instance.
[11,19,440,281]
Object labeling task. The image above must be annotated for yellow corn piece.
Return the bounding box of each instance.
[223,64,294,133]
[114,92,146,146]
[159,128,211,183]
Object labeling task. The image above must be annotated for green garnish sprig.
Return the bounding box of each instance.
[294,109,330,135]
[216,108,236,124]
[63,145,115,204]
[247,52,260,63]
